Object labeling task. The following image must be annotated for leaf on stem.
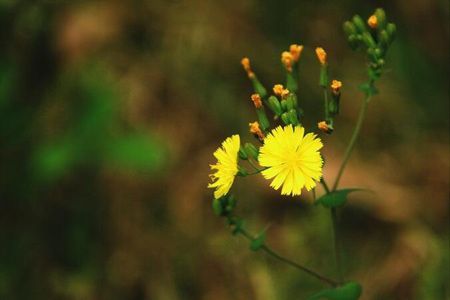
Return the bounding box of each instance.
[249,228,267,251]
[316,188,366,208]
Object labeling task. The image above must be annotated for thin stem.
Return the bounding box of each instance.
[239,228,338,287]
[245,167,267,176]
[332,79,374,191]
[331,208,343,284]
[320,178,331,194]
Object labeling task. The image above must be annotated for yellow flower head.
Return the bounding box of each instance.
[273,84,284,96]
[289,44,304,62]
[251,94,263,108]
[331,80,342,94]
[241,57,254,78]
[281,89,290,99]
[281,51,293,72]
[259,125,323,196]
[249,121,265,140]
[367,15,378,29]
[315,47,327,65]
[208,135,240,199]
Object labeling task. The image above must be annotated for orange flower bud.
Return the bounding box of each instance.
[318,121,329,132]
[289,44,304,62]
[281,51,293,72]
[241,57,254,78]
[331,80,342,94]
[315,47,327,65]
[251,94,263,108]
[249,122,265,140]
[273,84,284,96]
[367,15,378,29]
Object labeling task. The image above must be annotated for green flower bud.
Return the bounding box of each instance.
[267,95,283,116]
[238,146,248,160]
[287,109,298,125]
[281,112,290,125]
[244,143,259,161]
[343,21,357,37]
[379,30,389,51]
[352,14,368,34]
[250,75,267,98]
[362,32,377,49]
[386,23,396,43]
[256,107,270,131]
[213,195,237,217]
[375,8,387,31]
[237,165,248,176]
[329,93,341,116]
[280,99,288,111]
[319,64,328,87]
[297,106,304,119]
[286,72,298,93]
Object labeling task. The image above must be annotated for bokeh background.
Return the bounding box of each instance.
[0,0,449,299]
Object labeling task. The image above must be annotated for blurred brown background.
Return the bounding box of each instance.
[0,0,448,299]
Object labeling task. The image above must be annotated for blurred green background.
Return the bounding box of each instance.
[0,0,448,299]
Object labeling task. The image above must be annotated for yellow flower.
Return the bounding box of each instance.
[208,135,240,199]
[259,125,323,196]
[289,44,304,62]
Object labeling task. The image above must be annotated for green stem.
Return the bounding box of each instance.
[239,228,338,287]
[331,208,343,284]
[320,178,331,194]
[332,79,374,191]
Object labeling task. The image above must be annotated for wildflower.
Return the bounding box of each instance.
[208,135,241,199]
[315,47,327,65]
[251,94,262,108]
[249,121,265,140]
[273,84,284,96]
[281,51,293,72]
[290,44,304,62]
[281,89,290,99]
[259,125,323,196]
[367,15,378,29]
[241,57,254,78]
[331,80,342,94]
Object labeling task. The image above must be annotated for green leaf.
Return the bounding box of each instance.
[316,188,364,208]
[249,229,266,251]
[305,282,362,300]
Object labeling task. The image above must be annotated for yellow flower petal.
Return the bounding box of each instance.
[208,135,240,199]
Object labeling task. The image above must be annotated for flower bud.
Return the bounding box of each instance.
[315,47,327,65]
[237,165,249,176]
[250,76,267,98]
[379,30,389,51]
[281,51,293,73]
[375,8,387,30]
[386,23,396,43]
[244,143,259,160]
[286,72,298,93]
[249,121,265,140]
[367,15,378,29]
[281,112,290,125]
[352,15,368,34]
[287,109,298,125]
[286,93,298,111]
[343,21,357,37]
[267,95,282,116]
[318,121,334,134]
[238,145,248,160]
[251,94,262,108]
[280,99,288,111]
[273,84,284,96]
[319,64,328,87]
[256,108,270,131]
[289,44,304,62]
[362,32,376,49]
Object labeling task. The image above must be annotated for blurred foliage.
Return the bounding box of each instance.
[0,0,448,299]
